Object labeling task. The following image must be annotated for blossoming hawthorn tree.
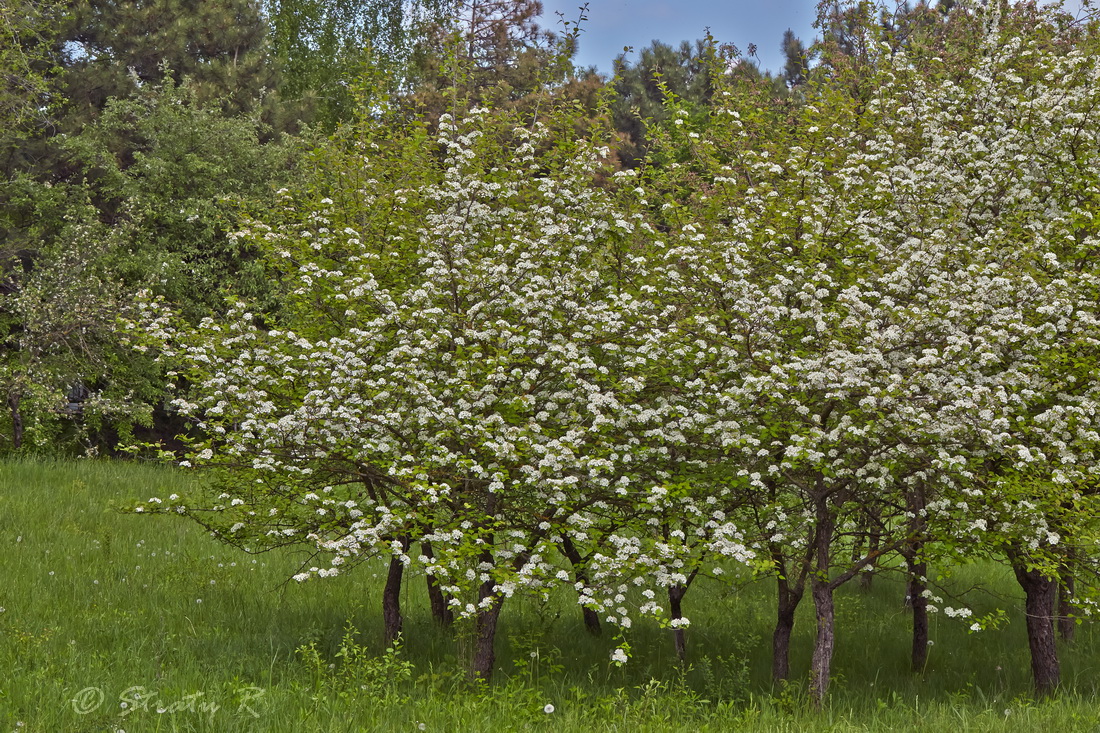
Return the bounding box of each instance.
[545,164,765,665]
[929,1,1100,689]
[131,98,719,679]
[858,1,1100,695]
[638,59,950,697]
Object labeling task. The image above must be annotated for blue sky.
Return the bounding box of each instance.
[535,0,1093,78]
[536,0,821,77]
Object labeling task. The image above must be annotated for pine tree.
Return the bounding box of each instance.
[780,28,810,89]
[405,0,572,125]
[58,0,276,125]
[609,39,721,167]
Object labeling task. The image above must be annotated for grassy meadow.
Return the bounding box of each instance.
[2,458,1100,732]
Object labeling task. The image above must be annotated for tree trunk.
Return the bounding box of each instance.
[382,538,408,646]
[469,541,504,681]
[772,573,803,684]
[470,596,505,681]
[809,575,836,707]
[561,535,601,636]
[1012,559,1060,696]
[422,541,454,628]
[669,583,688,663]
[8,392,23,450]
[1058,563,1076,644]
[906,553,929,673]
[904,481,929,672]
[580,603,602,636]
[809,499,835,708]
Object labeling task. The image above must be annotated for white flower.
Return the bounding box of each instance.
[543,703,555,714]
[611,648,628,665]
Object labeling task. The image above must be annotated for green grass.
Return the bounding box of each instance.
[2,458,1100,732]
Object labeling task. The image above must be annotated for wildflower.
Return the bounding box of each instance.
[543,704,555,714]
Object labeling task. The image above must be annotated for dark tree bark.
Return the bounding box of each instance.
[669,583,688,663]
[8,391,23,449]
[382,537,409,645]
[1058,561,1076,644]
[905,552,929,672]
[772,570,804,684]
[471,600,505,680]
[561,535,601,636]
[903,482,929,672]
[809,574,836,708]
[470,567,505,681]
[1011,556,1060,696]
[421,540,454,628]
[808,499,836,708]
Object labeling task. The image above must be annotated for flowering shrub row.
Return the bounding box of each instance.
[129,2,1100,702]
